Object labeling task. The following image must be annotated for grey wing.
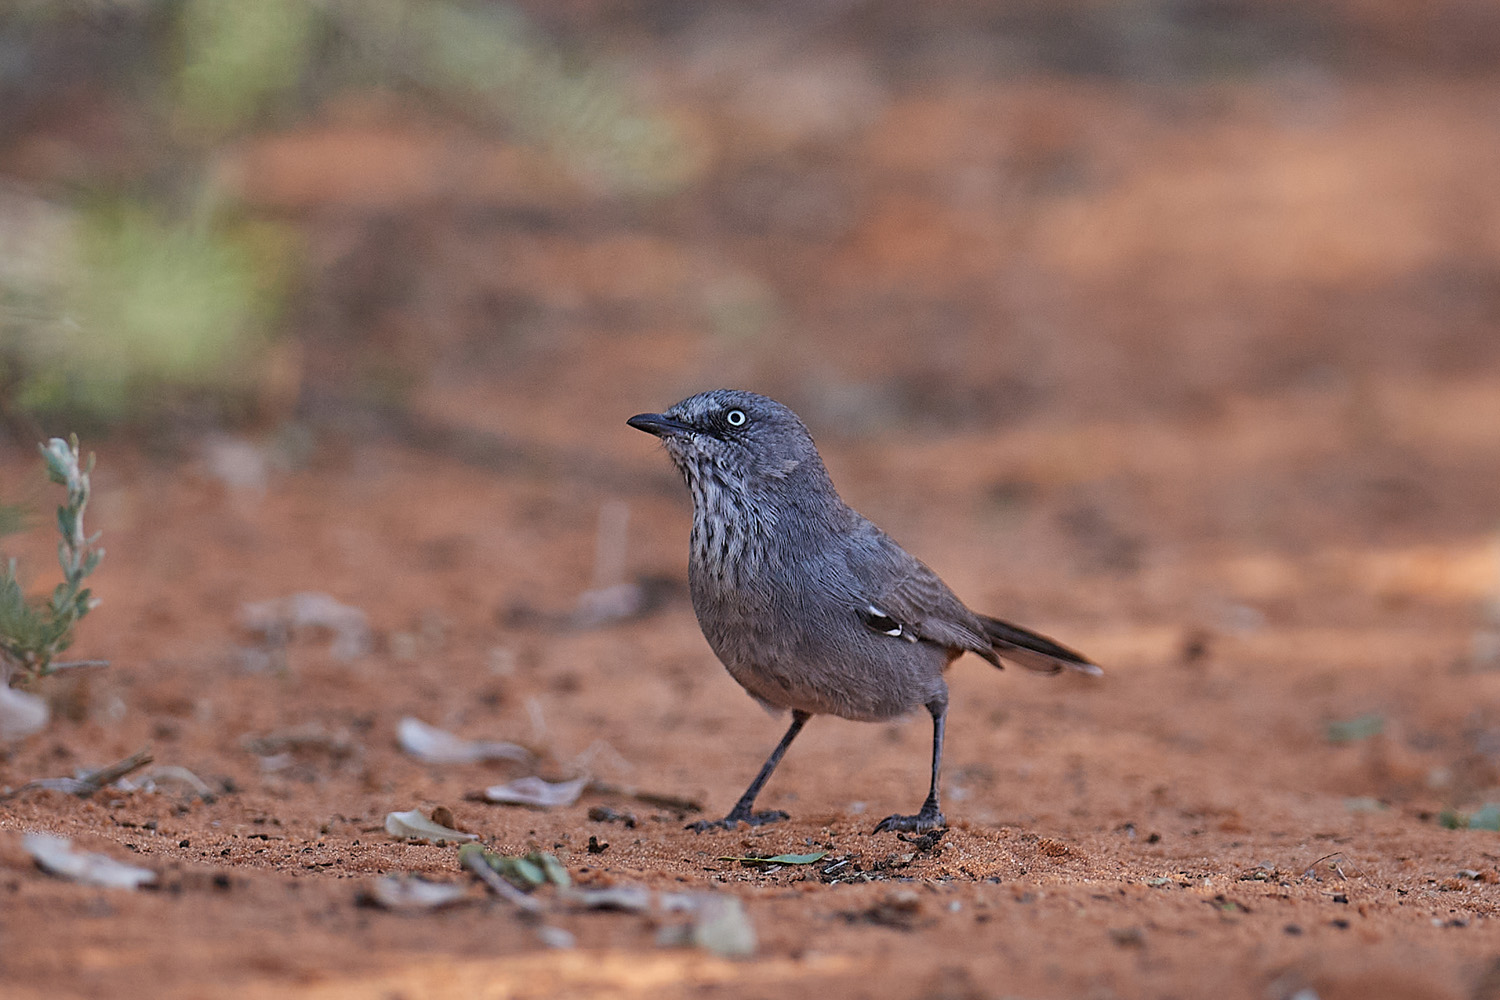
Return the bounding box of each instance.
[838,526,1001,665]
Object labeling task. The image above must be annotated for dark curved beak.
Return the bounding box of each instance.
[627,412,691,437]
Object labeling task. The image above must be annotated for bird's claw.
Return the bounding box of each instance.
[686,809,790,832]
[873,810,945,834]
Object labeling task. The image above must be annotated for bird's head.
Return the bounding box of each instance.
[628,389,824,497]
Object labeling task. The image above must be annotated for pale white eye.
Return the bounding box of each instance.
[725,409,747,427]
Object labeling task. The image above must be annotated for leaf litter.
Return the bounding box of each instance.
[2,748,154,799]
[24,833,156,889]
[449,843,756,957]
[384,808,478,843]
[396,716,531,766]
[238,591,371,660]
[480,775,589,807]
[718,850,829,867]
[456,843,543,913]
[1438,803,1500,831]
[0,685,48,741]
[365,874,470,911]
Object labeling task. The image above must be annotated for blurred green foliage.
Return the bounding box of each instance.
[377,0,692,192]
[176,0,319,133]
[0,0,693,428]
[321,0,695,192]
[2,197,295,423]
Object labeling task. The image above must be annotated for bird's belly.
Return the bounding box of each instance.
[690,582,946,722]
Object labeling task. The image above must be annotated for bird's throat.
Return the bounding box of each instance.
[682,456,776,588]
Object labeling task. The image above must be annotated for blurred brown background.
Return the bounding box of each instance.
[3,1,1498,434]
[3,3,1500,998]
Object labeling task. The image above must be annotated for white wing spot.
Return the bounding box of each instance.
[864,604,905,637]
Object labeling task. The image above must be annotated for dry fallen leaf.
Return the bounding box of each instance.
[367,874,470,911]
[0,686,48,741]
[397,717,532,765]
[482,775,588,808]
[24,833,156,889]
[566,884,654,911]
[384,809,478,843]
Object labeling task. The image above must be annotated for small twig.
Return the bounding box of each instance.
[79,748,154,788]
[1301,852,1340,879]
[45,659,110,673]
[1,748,153,800]
[587,781,703,814]
[1301,850,1366,881]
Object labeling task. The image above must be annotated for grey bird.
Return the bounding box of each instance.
[628,389,1101,833]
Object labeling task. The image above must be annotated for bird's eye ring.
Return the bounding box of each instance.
[725,409,747,427]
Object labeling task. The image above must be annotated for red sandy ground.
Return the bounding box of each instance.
[3,61,1500,1000]
[3,368,1499,999]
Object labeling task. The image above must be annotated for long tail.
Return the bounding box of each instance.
[977,615,1102,677]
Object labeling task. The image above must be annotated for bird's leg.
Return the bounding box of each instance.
[874,696,948,834]
[689,710,810,832]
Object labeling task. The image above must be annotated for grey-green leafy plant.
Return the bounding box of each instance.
[0,436,104,684]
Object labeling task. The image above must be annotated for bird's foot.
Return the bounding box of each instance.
[873,808,945,834]
[686,809,789,832]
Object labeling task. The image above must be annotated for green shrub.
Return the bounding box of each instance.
[0,436,103,685]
